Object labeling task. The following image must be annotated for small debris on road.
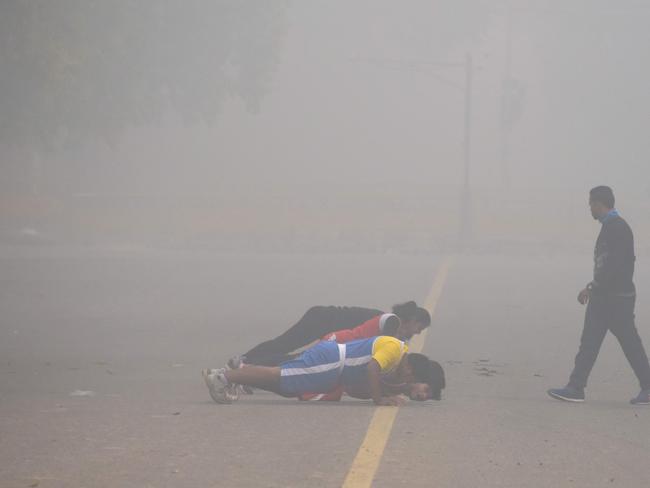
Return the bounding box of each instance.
[69,390,95,397]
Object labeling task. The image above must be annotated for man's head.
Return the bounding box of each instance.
[400,353,446,401]
[392,301,431,341]
[407,382,432,401]
[589,186,615,220]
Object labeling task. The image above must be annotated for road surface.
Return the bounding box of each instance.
[1,247,649,487]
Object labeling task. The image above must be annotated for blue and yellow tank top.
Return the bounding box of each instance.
[340,336,408,387]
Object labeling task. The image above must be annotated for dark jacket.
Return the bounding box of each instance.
[591,215,636,297]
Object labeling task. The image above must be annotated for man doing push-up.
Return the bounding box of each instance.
[203,335,445,406]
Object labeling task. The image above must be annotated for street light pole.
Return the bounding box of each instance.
[459,52,473,248]
[500,3,513,189]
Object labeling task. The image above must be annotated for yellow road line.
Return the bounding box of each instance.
[342,256,454,488]
[408,255,454,354]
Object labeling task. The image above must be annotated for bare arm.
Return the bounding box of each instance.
[367,359,401,406]
[345,381,402,399]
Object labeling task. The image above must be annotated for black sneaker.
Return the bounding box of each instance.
[630,390,650,405]
[547,386,585,403]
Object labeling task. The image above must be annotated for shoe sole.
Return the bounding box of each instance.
[630,400,650,405]
[202,369,232,404]
[547,391,585,403]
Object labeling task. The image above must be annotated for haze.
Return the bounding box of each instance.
[1,2,650,487]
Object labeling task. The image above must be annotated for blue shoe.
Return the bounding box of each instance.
[630,390,650,405]
[547,386,585,403]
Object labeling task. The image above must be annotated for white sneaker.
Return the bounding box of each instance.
[227,355,244,370]
[226,356,254,395]
[202,368,239,404]
[238,384,254,395]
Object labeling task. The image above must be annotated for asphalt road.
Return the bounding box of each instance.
[1,247,649,487]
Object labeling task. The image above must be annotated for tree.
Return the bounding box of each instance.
[0,0,289,192]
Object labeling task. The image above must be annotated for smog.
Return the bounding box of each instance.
[1,2,649,486]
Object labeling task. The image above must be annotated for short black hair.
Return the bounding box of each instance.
[590,186,615,209]
[392,301,431,328]
[407,353,446,400]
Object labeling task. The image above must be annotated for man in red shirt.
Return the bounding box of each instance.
[234,301,430,369]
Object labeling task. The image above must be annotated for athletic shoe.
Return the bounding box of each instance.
[227,355,245,370]
[202,368,239,404]
[547,386,585,403]
[235,383,254,395]
[630,390,650,405]
[226,356,254,395]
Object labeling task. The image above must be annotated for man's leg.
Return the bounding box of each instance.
[568,298,610,390]
[224,366,284,394]
[243,306,336,362]
[609,297,650,391]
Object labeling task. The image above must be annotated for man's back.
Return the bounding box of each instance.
[593,215,636,297]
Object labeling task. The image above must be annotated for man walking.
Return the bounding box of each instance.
[548,186,650,405]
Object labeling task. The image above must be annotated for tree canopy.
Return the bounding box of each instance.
[0,1,289,154]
